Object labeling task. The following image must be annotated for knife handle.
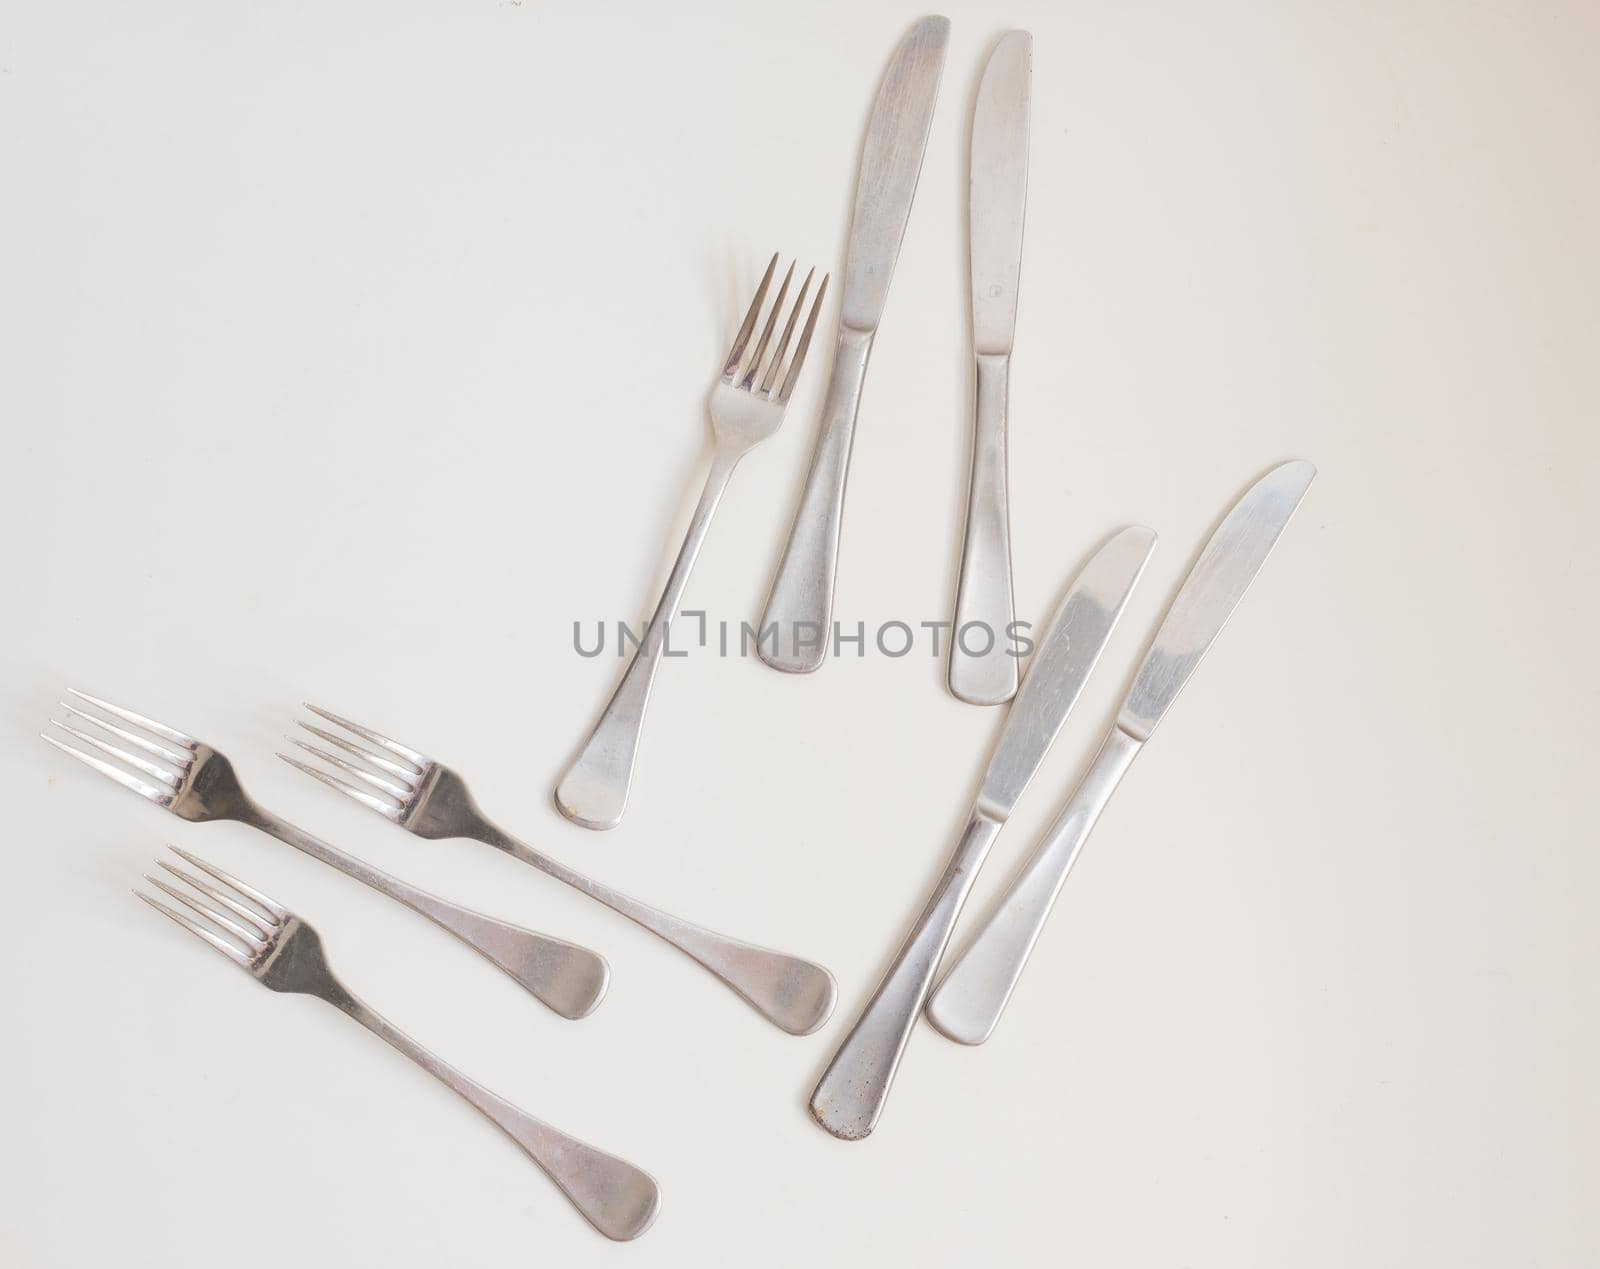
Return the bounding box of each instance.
[949,353,1018,705]
[810,810,1003,1140]
[925,725,1142,1045]
[758,325,875,673]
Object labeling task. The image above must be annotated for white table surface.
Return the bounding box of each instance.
[3,2,1596,1265]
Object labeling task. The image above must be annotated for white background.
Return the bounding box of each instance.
[3,2,1596,1265]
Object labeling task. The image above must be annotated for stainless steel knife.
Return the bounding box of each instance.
[810,525,1157,1139]
[949,30,1032,707]
[758,16,950,673]
[926,460,1318,1046]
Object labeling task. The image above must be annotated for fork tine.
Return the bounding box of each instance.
[302,704,425,768]
[721,252,779,381]
[168,846,290,923]
[135,891,253,970]
[67,688,198,750]
[759,268,814,396]
[295,723,417,784]
[291,739,412,800]
[147,874,270,951]
[739,261,795,391]
[48,719,182,789]
[778,273,828,403]
[278,753,402,821]
[157,859,276,939]
[60,703,192,767]
[42,732,174,806]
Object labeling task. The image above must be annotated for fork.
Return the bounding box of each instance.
[283,704,839,1036]
[45,689,609,1019]
[135,847,659,1240]
[554,253,828,831]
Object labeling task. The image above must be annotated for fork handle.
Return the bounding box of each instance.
[483,826,837,1036]
[247,810,609,1019]
[948,353,1019,705]
[758,324,875,672]
[554,449,741,831]
[326,988,659,1241]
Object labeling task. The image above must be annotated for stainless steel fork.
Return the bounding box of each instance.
[554,253,828,831]
[283,703,838,1036]
[45,689,609,1019]
[135,847,659,1241]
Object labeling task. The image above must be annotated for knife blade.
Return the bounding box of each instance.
[969,30,1031,356]
[840,15,953,333]
[950,30,1033,706]
[926,460,1317,1046]
[810,526,1157,1140]
[978,518,1146,816]
[759,16,950,673]
[1119,460,1317,738]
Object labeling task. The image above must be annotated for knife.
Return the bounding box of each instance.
[925,460,1317,1046]
[809,525,1156,1139]
[758,16,950,673]
[949,30,1032,707]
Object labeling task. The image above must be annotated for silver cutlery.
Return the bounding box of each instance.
[759,17,950,673]
[44,690,609,1020]
[810,526,1156,1139]
[136,847,659,1241]
[926,461,1317,1045]
[554,253,827,830]
[949,31,1032,706]
[284,705,839,1036]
